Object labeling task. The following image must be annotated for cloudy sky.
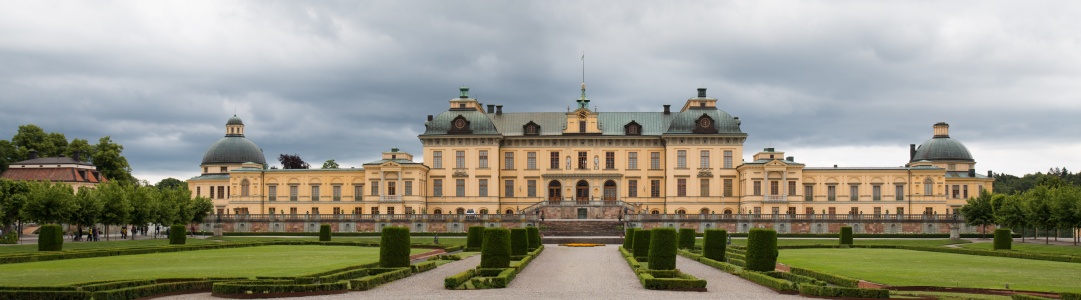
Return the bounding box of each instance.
[1,1,1079,184]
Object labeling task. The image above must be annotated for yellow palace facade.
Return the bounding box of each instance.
[189,86,992,219]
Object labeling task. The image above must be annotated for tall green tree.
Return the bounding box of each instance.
[11,125,53,158]
[190,196,213,224]
[96,181,131,240]
[66,138,93,161]
[994,194,1028,243]
[155,178,186,190]
[0,179,30,233]
[21,182,76,225]
[1051,186,1080,245]
[960,190,995,237]
[1024,186,1055,244]
[0,140,16,173]
[91,136,134,184]
[127,185,159,239]
[70,186,103,235]
[321,159,339,169]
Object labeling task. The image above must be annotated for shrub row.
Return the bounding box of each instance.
[221,231,468,237]
[467,226,485,251]
[638,270,707,290]
[702,232,1021,238]
[211,280,348,295]
[623,228,635,249]
[798,283,889,298]
[0,290,90,300]
[445,244,544,289]
[350,267,412,291]
[90,281,212,300]
[738,270,797,293]
[411,261,437,273]
[789,267,860,288]
[0,242,280,265]
[693,256,742,274]
[527,226,541,250]
[444,269,476,289]
[1063,293,1081,300]
[78,279,156,292]
[728,258,746,267]
[766,271,826,286]
[1011,294,1053,300]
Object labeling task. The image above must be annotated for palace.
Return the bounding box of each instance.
[189,86,993,220]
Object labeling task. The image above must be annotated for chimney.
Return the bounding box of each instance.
[968,169,976,177]
[427,115,433,122]
[73,151,81,162]
[697,88,707,98]
[988,170,993,178]
[786,156,794,162]
[496,105,503,115]
[487,104,495,113]
[29,150,38,159]
[663,105,671,114]
[833,164,838,168]
[909,144,916,160]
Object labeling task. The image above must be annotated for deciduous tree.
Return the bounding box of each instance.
[279,153,309,169]
[92,136,134,184]
[322,159,339,169]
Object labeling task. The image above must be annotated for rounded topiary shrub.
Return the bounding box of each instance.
[37,224,64,251]
[993,228,1012,250]
[510,228,528,256]
[678,228,696,250]
[380,226,411,268]
[703,229,727,262]
[839,226,853,245]
[649,228,678,270]
[632,229,651,258]
[623,228,635,250]
[467,226,485,250]
[169,225,187,245]
[527,226,541,250]
[745,228,778,272]
[480,228,512,268]
[319,224,332,242]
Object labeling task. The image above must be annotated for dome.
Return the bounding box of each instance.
[226,115,244,126]
[665,108,743,134]
[201,136,266,166]
[911,137,973,162]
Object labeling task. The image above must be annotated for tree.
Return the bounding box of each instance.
[960,190,995,237]
[96,181,131,241]
[0,140,16,173]
[1024,186,1055,244]
[91,136,134,184]
[279,153,309,169]
[21,182,76,225]
[995,194,1028,243]
[189,196,213,223]
[11,124,53,158]
[155,178,186,190]
[66,138,93,161]
[1051,186,1081,245]
[127,185,159,240]
[70,186,103,239]
[321,159,339,169]
[0,179,30,233]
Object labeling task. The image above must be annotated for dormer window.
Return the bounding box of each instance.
[459,103,466,108]
[692,114,718,134]
[448,115,473,134]
[624,121,642,136]
[523,121,540,136]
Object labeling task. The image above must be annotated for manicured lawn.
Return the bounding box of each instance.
[219,236,467,246]
[694,238,968,248]
[780,248,1081,293]
[958,242,1081,256]
[891,291,1010,300]
[0,238,221,254]
[0,245,431,286]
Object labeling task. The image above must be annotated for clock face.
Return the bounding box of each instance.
[699,118,711,128]
[578,111,588,119]
[454,119,467,129]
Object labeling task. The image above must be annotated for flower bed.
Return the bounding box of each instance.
[559,243,605,247]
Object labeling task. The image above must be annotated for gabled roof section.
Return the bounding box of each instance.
[422,110,499,135]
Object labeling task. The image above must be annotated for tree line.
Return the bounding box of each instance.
[963,170,1081,245]
[0,124,135,184]
[0,178,212,240]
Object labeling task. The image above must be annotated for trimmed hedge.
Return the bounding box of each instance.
[738,270,796,292]
[0,290,90,300]
[480,228,512,269]
[1061,293,1081,300]
[510,228,528,256]
[91,281,212,300]
[638,270,707,290]
[624,228,635,250]
[678,228,696,250]
[649,228,678,270]
[839,226,853,245]
[1011,294,1054,300]
[444,269,476,289]
[527,226,541,250]
[221,231,468,237]
[994,228,1012,250]
[694,256,742,274]
[632,229,651,259]
[789,267,859,288]
[37,224,63,252]
[703,229,727,262]
[319,224,332,242]
[211,280,348,295]
[766,271,826,286]
[798,283,889,298]
[745,228,778,272]
[0,232,17,244]
[168,225,186,245]
[350,267,412,291]
[777,244,1081,264]
[467,226,485,251]
[379,226,411,268]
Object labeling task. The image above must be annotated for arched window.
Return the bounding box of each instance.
[456,208,465,215]
[651,210,660,215]
[923,178,934,195]
[676,209,687,215]
[505,209,514,215]
[700,208,710,215]
[523,121,540,136]
[240,179,250,197]
[479,209,488,215]
[723,209,733,215]
[433,209,442,215]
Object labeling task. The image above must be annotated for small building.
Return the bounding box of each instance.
[0,151,107,190]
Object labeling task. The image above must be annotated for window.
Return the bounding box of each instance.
[525,124,538,135]
[578,151,588,169]
[788,207,796,215]
[605,152,615,169]
[456,151,465,168]
[579,120,586,133]
[311,207,320,215]
[627,124,639,135]
[504,152,514,169]
[770,181,779,195]
[850,207,859,215]
[333,185,341,201]
[650,180,661,197]
[289,186,298,201]
[850,185,859,201]
[873,185,881,201]
[923,178,933,195]
[387,181,396,195]
[311,185,320,201]
[677,179,687,197]
[677,150,687,168]
[628,152,638,169]
[505,180,514,197]
[269,207,276,215]
[433,179,442,197]
[788,181,797,196]
[700,179,710,197]
[372,207,380,215]
[804,185,813,201]
[527,180,536,197]
[724,179,733,197]
[952,185,960,198]
[219,186,225,199]
[874,207,881,216]
[456,179,465,197]
[387,207,394,215]
[433,151,442,168]
[723,150,733,168]
[404,181,412,196]
[700,150,710,168]
[897,207,904,215]
[753,181,761,196]
[550,152,559,169]
[628,180,638,197]
[196,186,201,197]
[827,185,836,201]
[354,185,362,201]
[479,150,488,168]
[290,207,298,215]
[895,185,904,200]
[268,186,276,201]
[963,185,968,199]
[650,152,660,169]
[479,179,488,197]
[220,166,227,173]
[527,152,537,169]
[241,180,250,196]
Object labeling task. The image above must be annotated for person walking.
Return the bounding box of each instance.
[121,226,127,239]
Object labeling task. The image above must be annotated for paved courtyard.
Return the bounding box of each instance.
[163,245,805,300]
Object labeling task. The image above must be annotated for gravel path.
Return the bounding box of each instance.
[160,245,805,300]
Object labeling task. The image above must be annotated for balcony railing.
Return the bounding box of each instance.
[623,213,963,222]
[764,195,787,202]
[213,213,539,223]
[379,195,401,202]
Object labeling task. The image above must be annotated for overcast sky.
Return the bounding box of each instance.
[1,1,1079,184]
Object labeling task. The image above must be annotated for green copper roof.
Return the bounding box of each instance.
[665,107,744,134]
[201,136,266,165]
[912,137,974,162]
[422,110,499,135]
[226,115,244,126]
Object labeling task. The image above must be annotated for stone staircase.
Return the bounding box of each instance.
[540,220,625,244]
